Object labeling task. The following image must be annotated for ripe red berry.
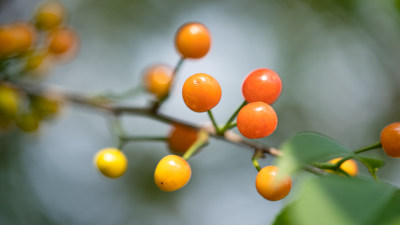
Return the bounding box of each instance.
[255,165,292,201]
[242,68,282,104]
[237,102,277,139]
[380,122,400,157]
[182,73,221,112]
[175,23,211,59]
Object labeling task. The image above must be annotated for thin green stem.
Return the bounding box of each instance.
[172,57,185,78]
[251,149,264,172]
[220,100,247,133]
[111,116,126,149]
[182,130,209,160]
[334,155,355,169]
[354,142,382,154]
[207,110,221,134]
[226,122,237,130]
[120,136,168,142]
[252,158,261,172]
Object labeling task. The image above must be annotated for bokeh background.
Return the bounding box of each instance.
[1,0,400,224]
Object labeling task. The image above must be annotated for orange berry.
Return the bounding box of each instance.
[242,68,282,104]
[34,1,66,30]
[0,22,36,58]
[143,65,173,99]
[167,124,199,155]
[182,73,221,112]
[255,166,292,201]
[327,157,358,177]
[175,23,211,59]
[380,122,400,157]
[47,27,78,55]
[154,155,191,192]
[237,102,277,139]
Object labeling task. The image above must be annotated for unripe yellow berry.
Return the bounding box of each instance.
[94,148,128,178]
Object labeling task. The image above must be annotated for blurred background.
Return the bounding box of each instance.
[1,0,400,224]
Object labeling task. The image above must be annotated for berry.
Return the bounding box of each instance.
[154,155,191,192]
[255,166,292,201]
[380,122,400,157]
[175,23,211,59]
[24,50,50,73]
[0,84,19,118]
[167,124,199,155]
[47,27,78,55]
[182,73,221,112]
[94,148,128,178]
[16,112,40,133]
[34,1,66,31]
[237,102,277,139]
[242,68,282,104]
[143,65,173,100]
[327,157,358,177]
[0,22,36,58]
[31,95,62,119]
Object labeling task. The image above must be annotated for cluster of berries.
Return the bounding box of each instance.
[93,21,400,201]
[94,22,293,201]
[0,1,77,133]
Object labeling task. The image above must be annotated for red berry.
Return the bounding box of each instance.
[237,102,277,139]
[242,68,282,104]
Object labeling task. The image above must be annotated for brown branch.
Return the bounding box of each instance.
[14,81,282,157]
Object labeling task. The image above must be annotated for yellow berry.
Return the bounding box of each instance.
[34,1,66,31]
[16,112,40,133]
[327,157,358,177]
[154,155,191,192]
[94,148,128,178]
[0,84,19,118]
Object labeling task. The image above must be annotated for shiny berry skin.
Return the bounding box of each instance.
[167,124,199,155]
[0,22,36,58]
[255,166,292,201]
[143,65,172,99]
[242,68,282,104]
[154,155,191,192]
[182,73,221,112]
[175,23,211,59]
[34,1,65,31]
[380,122,400,157]
[47,27,78,55]
[94,148,128,178]
[237,102,277,139]
[327,157,358,177]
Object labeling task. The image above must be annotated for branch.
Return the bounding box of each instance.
[14,81,282,157]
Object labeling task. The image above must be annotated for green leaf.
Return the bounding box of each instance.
[276,132,352,175]
[357,157,385,179]
[272,176,400,225]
